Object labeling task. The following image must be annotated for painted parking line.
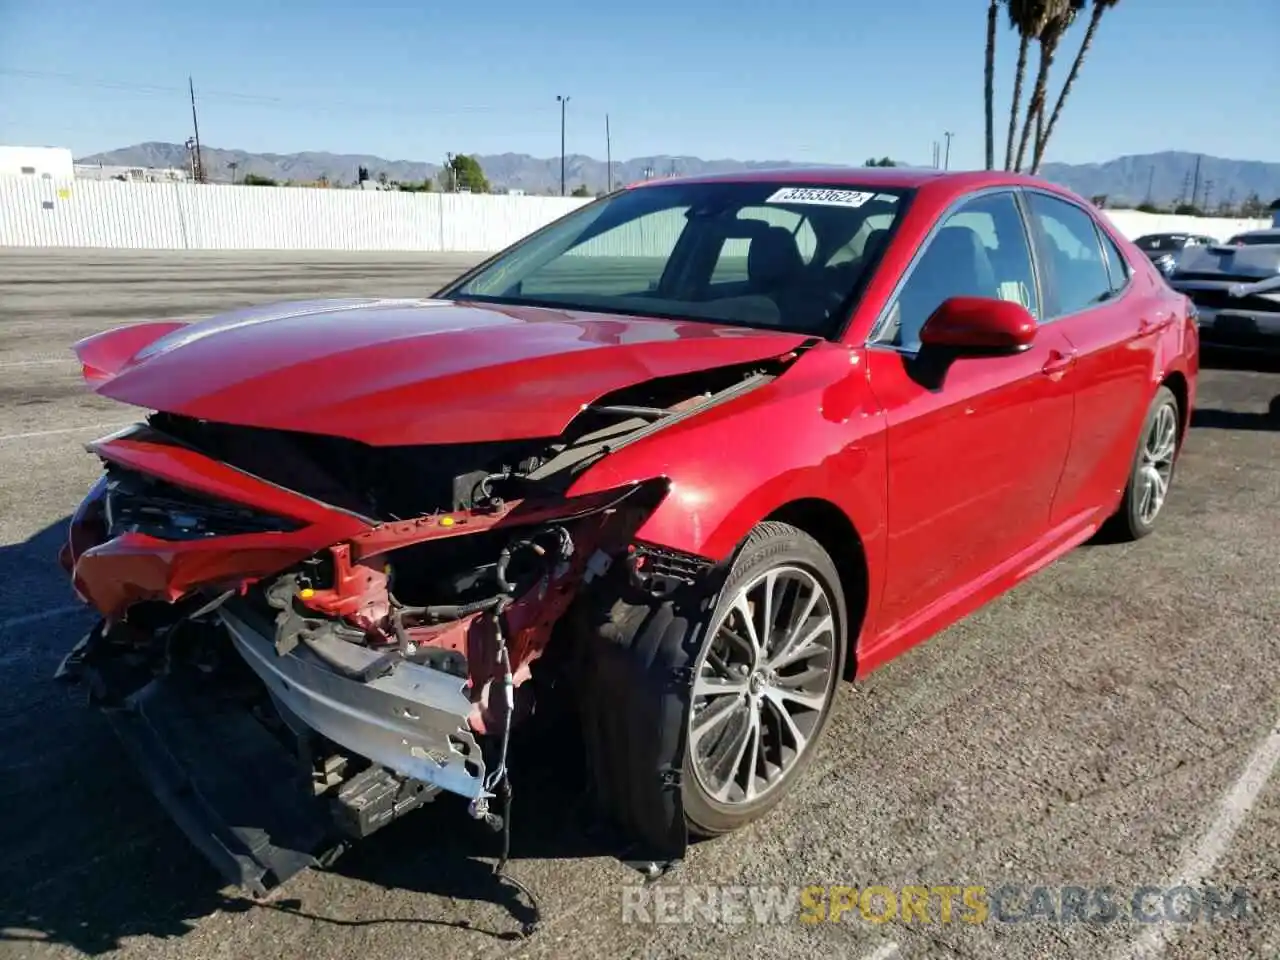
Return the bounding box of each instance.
[0,421,135,443]
[0,358,79,368]
[1119,716,1280,960]
[0,604,86,631]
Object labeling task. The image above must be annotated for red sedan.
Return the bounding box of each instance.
[57,167,1198,897]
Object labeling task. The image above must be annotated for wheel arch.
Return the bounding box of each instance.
[763,498,869,682]
[1159,369,1189,446]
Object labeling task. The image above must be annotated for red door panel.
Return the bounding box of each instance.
[866,327,1075,636]
[1050,297,1162,523]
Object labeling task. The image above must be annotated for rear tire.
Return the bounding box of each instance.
[1103,385,1181,542]
[681,521,847,838]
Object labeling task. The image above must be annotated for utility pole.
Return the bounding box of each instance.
[943,131,954,171]
[1202,179,1215,212]
[188,76,204,183]
[1190,154,1202,210]
[1144,165,1155,206]
[1179,171,1192,206]
[605,113,612,193]
[556,95,570,196]
[228,161,238,185]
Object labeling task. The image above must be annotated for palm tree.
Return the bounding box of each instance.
[1013,0,1081,173]
[1031,0,1120,173]
[983,0,1001,169]
[1003,0,1052,171]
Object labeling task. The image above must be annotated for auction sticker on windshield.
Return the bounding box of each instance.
[766,187,877,207]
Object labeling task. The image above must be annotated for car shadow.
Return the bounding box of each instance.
[0,517,644,955]
[1189,394,1280,432]
[1200,346,1280,375]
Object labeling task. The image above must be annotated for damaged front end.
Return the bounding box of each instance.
[56,356,784,895]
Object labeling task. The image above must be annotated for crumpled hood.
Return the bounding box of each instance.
[77,298,809,445]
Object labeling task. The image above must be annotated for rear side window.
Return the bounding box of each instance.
[1025,193,1112,318]
[1100,231,1130,293]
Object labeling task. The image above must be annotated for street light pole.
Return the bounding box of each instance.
[944,131,954,171]
[556,95,570,196]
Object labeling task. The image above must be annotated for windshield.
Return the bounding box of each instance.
[1135,234,1189,252]
[440,181,912,337]
[1228,233,1280,246]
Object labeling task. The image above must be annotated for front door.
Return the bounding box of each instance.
[863,190,1076,643]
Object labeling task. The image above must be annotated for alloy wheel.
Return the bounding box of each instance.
[688,565,837,807]
[1137,402,1178,525]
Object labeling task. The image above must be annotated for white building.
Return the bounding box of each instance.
[0,145,74,179]
[74,163,189,183]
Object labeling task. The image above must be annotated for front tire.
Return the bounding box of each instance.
[1105,385,1181,541]
[681,521,848,838]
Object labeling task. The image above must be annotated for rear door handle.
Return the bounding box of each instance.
[1042,348,1077,379]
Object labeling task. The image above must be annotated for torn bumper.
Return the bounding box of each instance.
[218,603,488,801]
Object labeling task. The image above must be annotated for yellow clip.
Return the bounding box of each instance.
[299,587,315,599]
[440,516,455,527]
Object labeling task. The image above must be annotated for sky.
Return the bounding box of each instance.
[1,0,1278,169]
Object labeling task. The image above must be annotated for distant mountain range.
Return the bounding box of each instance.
[77,142,1280,208]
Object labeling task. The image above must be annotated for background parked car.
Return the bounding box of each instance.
[1169,229,1280,354]
[1133,232,1219,277]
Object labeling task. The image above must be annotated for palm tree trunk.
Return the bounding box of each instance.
[1004,35,1029,171]
[1034,103,1044,172]
[1015,33,1062,173]
[984,0,999,170]
[1033,2,1106,172]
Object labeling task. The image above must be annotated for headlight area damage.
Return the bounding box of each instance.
[55,353,791,900]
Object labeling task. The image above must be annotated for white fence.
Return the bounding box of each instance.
[0,176,1269,252]
[0,178,590,252]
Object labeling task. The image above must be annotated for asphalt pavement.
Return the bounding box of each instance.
[1,250,1278,960]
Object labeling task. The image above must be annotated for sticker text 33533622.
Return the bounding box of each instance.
[765,187,878,208]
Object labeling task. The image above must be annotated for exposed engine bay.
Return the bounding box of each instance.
[59,346,811,901]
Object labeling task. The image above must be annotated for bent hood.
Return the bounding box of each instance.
[77,298,809,445]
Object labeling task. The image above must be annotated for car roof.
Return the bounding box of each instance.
[1232,228,1280,238]
[625,165,1064,194]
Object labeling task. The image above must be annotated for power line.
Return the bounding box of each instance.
[0,67,545,116]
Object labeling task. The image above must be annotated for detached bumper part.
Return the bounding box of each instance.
[218,605,487,801]
[95,669,341,898]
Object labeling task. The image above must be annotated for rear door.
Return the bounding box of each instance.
[1020,191,1161,526]
[864,189,1076,640]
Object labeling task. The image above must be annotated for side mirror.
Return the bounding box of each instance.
[918,296,1037,353]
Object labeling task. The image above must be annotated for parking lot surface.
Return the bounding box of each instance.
[1,250,1278,960]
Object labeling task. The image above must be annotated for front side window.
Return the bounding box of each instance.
[442,181,911,336]
[876,191,1039,350]
[1025,193,1112,318]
